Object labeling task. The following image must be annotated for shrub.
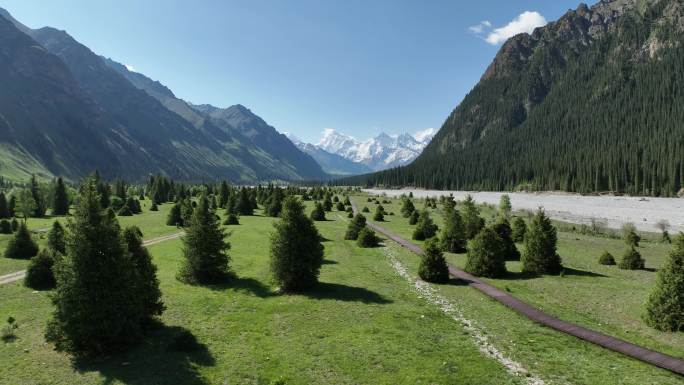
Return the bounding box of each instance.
[461,195,484,240]
[1,317,17,342]
[223,213,240,225]
[323,196,333,212]
[439,207,466,253]
[598,251,616,266]
[0,219,11,234]
[418,238,449,283]
[4,222,39,259]
[499,194,512,219]
[412,210,437,241]
[10,218,18,232]
[618,248,645,270]
[123,226,164,319]
[166,203,182,226]
[47,221,66,254]
[465,227,507,278]
[150,202,159,211]
[336,202,345,211]
[24,249,60,290]
[511,217,527,242]
[347,211,353,218]
[400,198,415,218]
[362,206,370,213]
[491,218,520,261]
[118,205,133,216]
[408,210,419,225]
[270,197,324,292]
[373,206,385,221]
[343,196,351,206]
[310,202,326,221]
[644,234,684,331]
[344,214,366,240]
[622,223,640,248]
[357,227,379,248]
[521,208,562,275]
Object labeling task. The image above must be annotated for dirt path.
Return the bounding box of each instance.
[350,201,684,376]
[0,232,184,286]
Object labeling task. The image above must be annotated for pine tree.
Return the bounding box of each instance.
[418,238,449,283]
[400,198,415,218]
[24,249,59,290]
[336,202,345,211]
[465,227,507,278]
[499,194,512,219]
[622,223,641,248]
[166,203,182,226]
[323,196,333,212]
[618,247,645,270]
[461,195,484,240]
[223,213,240,225]
[357,227,379,248]
[345,214,367,240]
[439,206,466,253]
[412,210,437,241]
[598,251,616,266]
[177,195,231,284]
[218,181,230,208]
[180,199,194,226]
[29,174,47,217]
[0,192,10,219]
[45,178,144,356]
[492,218,520,261]
[0,219,11,234]
[644,234,684,331]
[15,189,36,221]
[270,197,324,292]
[47,221,66,254]
[52,177,70,216]
[511,217,527,242]
[310,202,326,221]
[521,209,563,275]
[4,222,38,259]
[150,202,158,211]
[8,195,15,218]
[237,187,253,216]
[408,210,419,225]
[123,226,164,320]
[373,205,385,221]
[266,189,284,217]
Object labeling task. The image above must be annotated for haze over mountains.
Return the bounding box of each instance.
[0,7,328,183]
[350,0,684,197]
[289,128,436,175]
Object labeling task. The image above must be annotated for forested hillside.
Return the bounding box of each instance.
[348,0,684,196]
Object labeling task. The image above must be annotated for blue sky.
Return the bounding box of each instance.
[2,0,588,143]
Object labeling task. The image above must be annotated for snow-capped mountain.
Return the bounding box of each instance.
[312,128,436,171]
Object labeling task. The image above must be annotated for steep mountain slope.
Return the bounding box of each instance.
[315,129,436,171]
[286,135,373,176]
[0,7,327,183]
[353,0,684,196]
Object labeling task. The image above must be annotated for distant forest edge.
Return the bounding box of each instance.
[339,0,684,197]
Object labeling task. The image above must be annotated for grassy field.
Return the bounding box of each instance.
[1,201,530,384]
[352,194,683,384]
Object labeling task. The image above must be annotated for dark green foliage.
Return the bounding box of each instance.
[599,251,616,266]
[8,195,15,218]
[492,218,520,261]
[400,198,415,218]
[223,213,240,225]
[499,195,512,219]
[0,192,10,218]
[123,226,164,319]
[644,234,684,331]
[0,219,11,234]
[362,206,370,213]
[412,210,437,241]
[439,207,466,253]
[356,227,379,248]
[180,199,194,226]
[622,223,641,248]
[270,197,324,292]
[511,217,527,242]
[336,202,345,211]
[29,174,47,217]
[266,188,284,217]
[45,178,145,356]
[218,181,230,208]
[373,206,385,221]
[343,196,351,206]
[465,227,507,278]
[24,249,59,290]
[237,187,254,216]
[323,196,333,212]
[333,196,339,203]
[521,209,562,275]
[347,211,353,218]
[52,177,69,216]
[10,218,18,232]
[418,238,449,283]
[166,203,182,226]
[177,195,231,284]
[310,202,326,221]
[618,248,645,270]
[4,222,38,259]
[345,214,367,240]
[47,221,66,254]
[461,195,484,240]
[150,202,158,211]
[118,204,133,216]
[408,210,419,225]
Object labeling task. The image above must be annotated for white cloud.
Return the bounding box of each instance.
[124,64,137,72]
[484,11,547,45]
[469,20,492,34]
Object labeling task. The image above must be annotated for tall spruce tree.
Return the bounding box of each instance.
[439,206,466,253]
[29,174,47,217]
[521,209,563,275]
[47,221,66,254]
[237,187,254,216]
[166,203,182,226]
[177,195,231,284]
[52,177,70,216]
[0,192,10,219]
[511,217,527,242]
[123,226,164,320]
[461,195,484,240]
[270,196,324,292]
[499,194,512,219]
[45,177,144,356]
[400,198,415,218]
[4,222,39,259]
[492,218,520,261]
[644,234,684,332]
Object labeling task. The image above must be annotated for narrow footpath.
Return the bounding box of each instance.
[351,201,684,376]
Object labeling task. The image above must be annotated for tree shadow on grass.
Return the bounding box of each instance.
[207,276,275,298]
[75,325,214,385]
[504,267,607,280]
[303,282,392,304]
[321,259,338,265]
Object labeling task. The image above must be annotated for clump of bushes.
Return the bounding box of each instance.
[598,251,616,266]
[345,214,366,240]
[418,238,449,283]
[465,227,507,278]
[618,248,645,270]
[412,210,437,241]
[356,227,379,248]
[24,249,60,290]
[408,210,419,225]
[0,219,12,234]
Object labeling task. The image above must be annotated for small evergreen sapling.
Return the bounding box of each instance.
[598,251,616,265]
[461,195,484,240]
[418,238,449,283]
[439,206,466,253]
[4,222,38,259]
[521,208,562,275]
[47,221,66,254]
[511,217,527,242]
[618,247,645,270]
[373,206,385,221]
[408,210,419,225]
[644,234,684,331]
[356,227,379,248]
[310,202,326,221]
[345,214,367,240]
[412,210,437,241]
[491,218,520,261]
[465,227,507,278]
[24,249,60,290]
[0,219,11,234]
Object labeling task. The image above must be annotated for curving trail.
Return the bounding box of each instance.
[0,232,184,286]
[350,200,684,376]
